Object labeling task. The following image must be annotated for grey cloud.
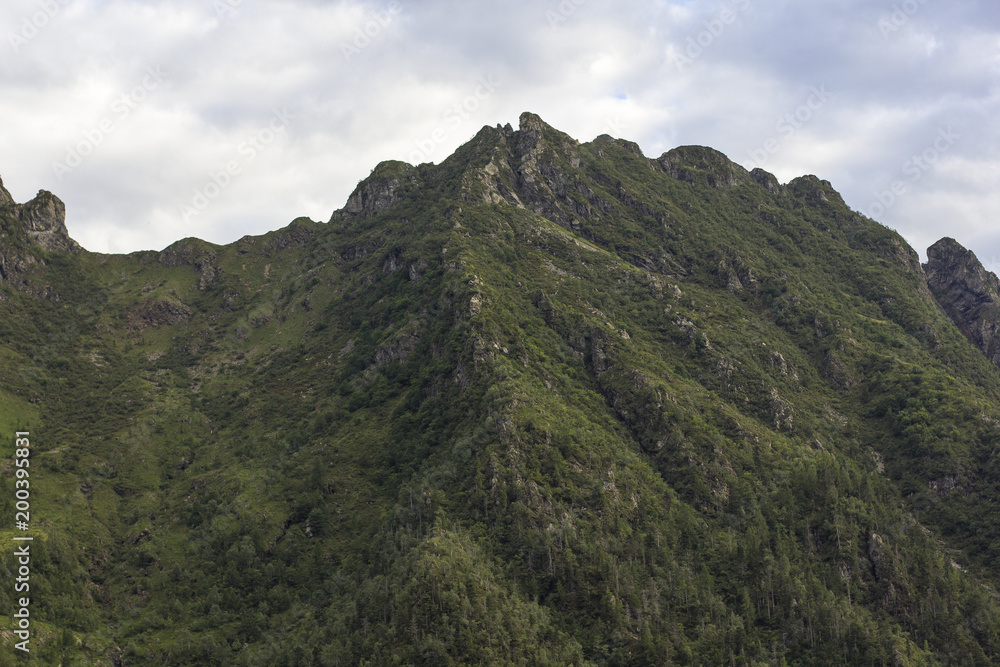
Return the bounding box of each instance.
[0,0,996,265]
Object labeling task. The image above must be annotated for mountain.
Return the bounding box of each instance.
[3,112,1000,666]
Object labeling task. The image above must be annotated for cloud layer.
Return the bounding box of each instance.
[2,0,998,270]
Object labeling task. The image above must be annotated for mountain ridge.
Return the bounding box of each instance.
[2,112,1000,665]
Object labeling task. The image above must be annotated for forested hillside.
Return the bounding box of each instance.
[2,113,1000,665]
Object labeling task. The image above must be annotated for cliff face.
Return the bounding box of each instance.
[0,183,81,293]
[17,189,81,253]
[0,174,14,207]
[331,160,419,221]
[924,237,1000,368]
[0,181,81,252]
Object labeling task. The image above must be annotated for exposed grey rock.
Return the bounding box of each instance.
[657,146,750,189]
[589,134,649,170]
[750,167,782,194]
[331,161,417,221]
[266,218,317,251]
[0,175,13,207]
[158,239,220,290]
[787,175,847,207]
[924,237,1000,368]
[509,113,582,227]
[16,190,81,252]
[476,112,612,229]
[124,299,193,331]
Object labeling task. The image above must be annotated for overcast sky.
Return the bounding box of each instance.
[2,0,998,270]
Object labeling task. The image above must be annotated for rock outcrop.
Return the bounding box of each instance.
[750,167,783,194]
[0,182,81,286]
[924,237,1000,368]
[787,174,848,207]
[124,299,193,331]
[0,175,14,207]
[328,113,797,241]
[657,145,751,189]
[17,190,81,252]
[331,161,418,221]
[157,239,220,290]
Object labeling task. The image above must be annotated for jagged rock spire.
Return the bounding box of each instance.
[17,189,81,252]
[0,174,14,207]
[925,237,1000,369]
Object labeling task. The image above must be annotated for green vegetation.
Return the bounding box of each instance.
[2,114,1000,665]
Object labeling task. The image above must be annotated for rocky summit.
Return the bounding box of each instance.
[925,237,1000,369]
[0,175,14,208]
[2,112,1000,665]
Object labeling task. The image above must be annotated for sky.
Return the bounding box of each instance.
[1,0,998,271]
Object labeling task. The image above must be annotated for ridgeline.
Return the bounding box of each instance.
[2,114,1000,665]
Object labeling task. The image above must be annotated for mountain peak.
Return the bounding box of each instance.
[925,237,1000,368]
[514,111,579,155]
[518,111,548,133]
[325,114,865,237]
[928,236,975,260]
[0,174,14,207]
[786,174,848,207]
[17,189,81,252]
[657,145,751,189]
[332,160,419,222]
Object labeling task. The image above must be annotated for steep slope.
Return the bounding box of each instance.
[2,113,1000,665]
